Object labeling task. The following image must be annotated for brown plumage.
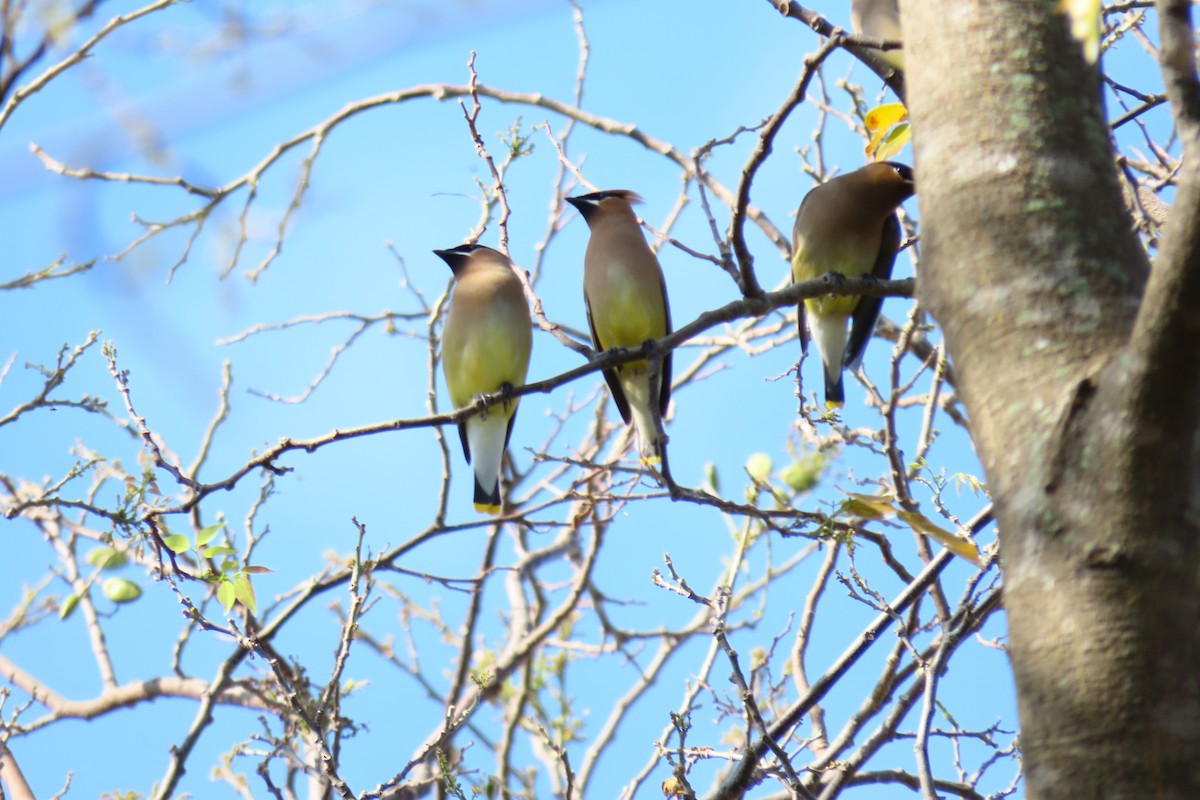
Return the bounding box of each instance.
[852,0,905,72]
[791,162,915,408]
[565,190,672,465]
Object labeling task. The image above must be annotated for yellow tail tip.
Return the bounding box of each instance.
[639,456,662,467]
[474,502,502,515]
[825,399,844,410]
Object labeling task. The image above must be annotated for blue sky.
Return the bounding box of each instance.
[4,0,1138,796]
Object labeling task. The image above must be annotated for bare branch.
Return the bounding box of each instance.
[0,0,179,134]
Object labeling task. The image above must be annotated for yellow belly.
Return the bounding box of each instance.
[592,280,666,353]
[443,308,530,413]
[804,292,861,318]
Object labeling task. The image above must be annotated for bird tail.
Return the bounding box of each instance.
[622,370,664,465]
[473,476,502,515]
[466,412,512,515]
[811,314,850,410]
[630,402,662,465]
[824,369,845,409]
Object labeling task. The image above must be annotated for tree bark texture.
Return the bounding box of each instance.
[902,0,1200,797]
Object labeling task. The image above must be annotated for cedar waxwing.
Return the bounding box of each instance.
[851,0,905,71]
[791,161,915,408]
[435,244,533,514]
[565,190,672,466]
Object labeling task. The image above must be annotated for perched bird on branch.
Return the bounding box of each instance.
[435,244,532,514]
[791,162,915,408]
[566,190,673,466]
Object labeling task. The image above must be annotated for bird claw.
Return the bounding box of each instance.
[472,393,491,420]
[472,382,517,420]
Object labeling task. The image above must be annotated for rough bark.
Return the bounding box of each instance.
[903,0,1200,797]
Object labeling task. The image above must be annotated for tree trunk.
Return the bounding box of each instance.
[903,0,1200,797]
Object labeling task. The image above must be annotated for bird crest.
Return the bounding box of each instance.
[433,243,500,276]
[569,189,643,206]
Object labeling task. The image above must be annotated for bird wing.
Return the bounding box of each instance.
[504,404,520,450]
[790,195,816,359]
[844,212,901,370]
[585,293,633,424]
[795,281,809,397]
[657,270,673,417]
[457,421,471,463]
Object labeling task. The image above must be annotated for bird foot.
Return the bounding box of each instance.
[472,382,517,420]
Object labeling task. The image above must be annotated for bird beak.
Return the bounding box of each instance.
[564,195,593,220]
[432,249,460,273]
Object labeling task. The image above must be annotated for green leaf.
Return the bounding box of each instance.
[60,593,81,620]
[195,523,224,548]
[86,547,128,570]
[217,580,236,613]
[745,453,773,481]
[874,121,912,162]
[202,545,238,559]
[163,534,191,554]
[234,574,257,615]
[780,454,825,493]
[102,578,142,604]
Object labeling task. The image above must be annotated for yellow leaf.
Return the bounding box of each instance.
[842,492,898,521]
[864,103,911,161]
[865,103,908,134]
[839,494,983,567]
[897,511,983,566]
